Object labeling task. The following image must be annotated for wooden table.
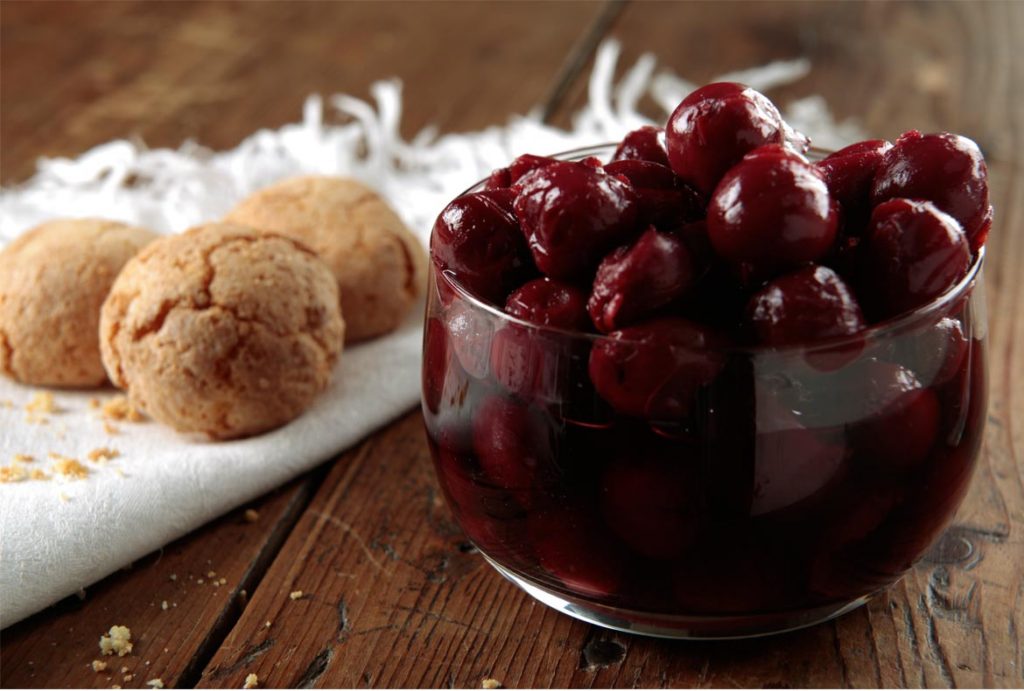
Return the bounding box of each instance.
[2,2,1021,687]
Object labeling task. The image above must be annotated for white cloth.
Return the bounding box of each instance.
[0,40,862,628]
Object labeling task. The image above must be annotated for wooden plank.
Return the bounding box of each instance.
[202,2,1023,689]
[0,0,608,185]
[0,478,318,689]
[0,1,611,687]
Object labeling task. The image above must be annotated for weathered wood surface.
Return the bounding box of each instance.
[2,1,1022,688]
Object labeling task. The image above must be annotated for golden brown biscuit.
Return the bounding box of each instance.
[226,176,426,342]
[0,218,157,387]
[99,222,344,440]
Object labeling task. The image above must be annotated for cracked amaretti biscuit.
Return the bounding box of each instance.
[0,218,157,387]
[225,176,427,342]
[99,222,345,440]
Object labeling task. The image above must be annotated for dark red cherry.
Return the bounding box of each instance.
[505,278,590,331]
[422,316,450,415]
[817,139,892,232]
[752,405,846,517]
[611,125,670,166]
[600,446,699,559]
[444,300,493,379]
[472,396,553,506]
[707,145,839,280]
[509,154,560,184]
[871,131,992,251]
[513,161,640,279]
[588,226,695,332]
[603,159,703,230]
[484,167,512,190]
[852,361,940,472]
[666,82,788,197]
[528,502,625,597]
[746,265,865,346]
[588,317,726,420]
[861,198,970,320]
[431,189,531,304]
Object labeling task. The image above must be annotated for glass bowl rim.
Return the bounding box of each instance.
[432,142,986,355]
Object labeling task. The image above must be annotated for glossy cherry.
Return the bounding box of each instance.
[528,503,625,597]
[431,189,531,304]
[588,226,695,332]
[861,199,971,320]
[817,139,892,232]
[871,131,992,251]
[600,445,699,559]
[473,395,554,506]
[603,159,703,230]
[707,145,839,281]
[513,161,640,279]
[666,82,788,197]
[588,317,726,420]
[611,125,670,166]
[852,361,941,472]
[505,278,590,331]
[746,265,865,346]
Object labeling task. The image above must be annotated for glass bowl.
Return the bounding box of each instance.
[421,145,989,639]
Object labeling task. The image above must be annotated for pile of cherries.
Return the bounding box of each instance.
[424,82,991,616]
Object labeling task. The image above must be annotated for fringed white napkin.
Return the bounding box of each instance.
[0,40,865,628]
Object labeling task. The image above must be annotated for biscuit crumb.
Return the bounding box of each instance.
[26,391,57,414]
[0,463,28,483]
[482,679,502,689]
[243,672,259,689]
[89,397,102,409]
[53,457,89,480]
[289,590,304,600]
[92,660,108,672]
[264,621,272,628]
[169,574,177,581]
[30,468,50,480]
[244,508,260,523]
[161,600,168,611]
[13,453,35,463]
[219,578,227,586]
[88,447,121,463]
[197,578,205,584]
[145,678,164,689]
[102,396,144,422]
[123,674,134,682]
[207,571,217,579]
[121,666,129,674]
[112,686,121,690]
[99,625,133,656]
[104,421,121,435]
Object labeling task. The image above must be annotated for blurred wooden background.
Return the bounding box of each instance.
[1,1,1021,688]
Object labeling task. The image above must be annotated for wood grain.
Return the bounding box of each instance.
[2,0,1022,688]
[0,478,318,689]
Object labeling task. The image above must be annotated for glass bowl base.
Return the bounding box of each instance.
[483,554,875,640]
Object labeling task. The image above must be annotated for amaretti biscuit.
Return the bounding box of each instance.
[0,218,157,387]
[99,222,344,440]
[226,176,427,342]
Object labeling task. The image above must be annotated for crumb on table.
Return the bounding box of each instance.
[102,395,145,422]
[244,508,260,523]
[145,678,164,689]
[13,453,35,463]
[0,463,28,483]
[289,590,304,601]
[482,679,502,689]
[91,660,108,672]
[53,457,89,480]
[243,672,259,689]
[26,391,57,414]
[87,447,121,463]
[99,625,133,657]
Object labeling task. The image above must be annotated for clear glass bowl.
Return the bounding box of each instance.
[421,145,989,639]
